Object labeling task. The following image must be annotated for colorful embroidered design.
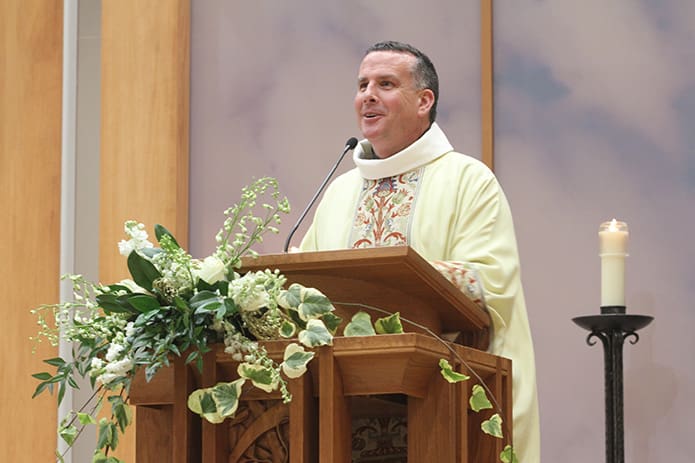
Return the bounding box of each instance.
[350,169,422,248]
[431,260,486,309]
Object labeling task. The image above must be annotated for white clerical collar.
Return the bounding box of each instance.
[353,122,454,180]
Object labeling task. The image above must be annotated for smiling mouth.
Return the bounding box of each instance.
[364,113,380,119]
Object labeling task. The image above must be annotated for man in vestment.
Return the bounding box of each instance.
[300,41,540,462]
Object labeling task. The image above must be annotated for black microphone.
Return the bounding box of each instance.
[283,137,359,252]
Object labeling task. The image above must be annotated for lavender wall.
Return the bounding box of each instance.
[190,1,695,461]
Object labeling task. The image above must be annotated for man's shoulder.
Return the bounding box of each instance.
[429,151,496,179]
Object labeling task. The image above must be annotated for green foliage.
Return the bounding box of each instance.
[500,445,519,463]
[344,311,377,336]
[438,358,470,383]
[238,363,278,393]
[374,312,403,334]
[470,384,493,412]
[31,177,514,463]
[281,343,314,379]
[481,413,503,438]
[298,319,334,347]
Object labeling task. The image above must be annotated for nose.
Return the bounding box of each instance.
[362,82,377,102]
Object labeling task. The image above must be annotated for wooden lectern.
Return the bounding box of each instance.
[130,247,512,462]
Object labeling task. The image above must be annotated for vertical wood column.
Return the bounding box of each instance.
[0,1,63,461]
[100,0,190,459]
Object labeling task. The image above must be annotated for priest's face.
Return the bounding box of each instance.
[354,51,434,159]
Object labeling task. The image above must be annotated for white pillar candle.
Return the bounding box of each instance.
[598,219,629,307]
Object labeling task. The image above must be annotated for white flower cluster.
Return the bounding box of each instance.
[90,324,135,387]
[229,271,272,312]
[117,221,153,256]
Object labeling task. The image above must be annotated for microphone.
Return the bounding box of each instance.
[283,137,359,252]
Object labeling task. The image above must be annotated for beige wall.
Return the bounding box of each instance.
[0,0,63,460]
[100,0,190,459]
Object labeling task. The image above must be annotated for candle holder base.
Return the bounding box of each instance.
[572,310,653,463]
[600,305,626,314]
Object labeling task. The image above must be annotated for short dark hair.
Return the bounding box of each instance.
[365,41,439,123]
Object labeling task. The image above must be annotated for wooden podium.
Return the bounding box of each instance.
[130,247,512,462]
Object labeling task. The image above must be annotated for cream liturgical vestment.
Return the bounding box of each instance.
[300,123,540,463]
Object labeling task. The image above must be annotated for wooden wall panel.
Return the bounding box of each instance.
[100,0,190,459]
[0,1,63,461]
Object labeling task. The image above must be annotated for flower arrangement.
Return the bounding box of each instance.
[31,177,516,463]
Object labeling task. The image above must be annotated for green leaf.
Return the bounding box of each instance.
[500,445,519,463]
[154,224,179,247]
[32,372,52,381]
[344,312,376,337]
[439,358,470,383]
[278,284,302,309]
[238,363,278,393]
[96,418,113,450]
[77,412,97,425]
[281,343,314,379]
[469,384,493,412]
[44,357,66,367]
[374,312,403,334]
[223,298,238,317]
[297,286,334,321]
[127,294,161,313]
[59,424,78,446]
[481,413,503,438]
[96,294,133,314]
[189,290,221,309]
[127,251,161,292]
[188,389,215,415]
[212,379,246,416]
[279,320,297,338]
[298,319,334,347]
[322,312,342,335]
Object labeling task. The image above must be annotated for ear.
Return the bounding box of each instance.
[417,89,435,117]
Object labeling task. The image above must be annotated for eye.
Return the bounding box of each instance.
[380,80,394,88]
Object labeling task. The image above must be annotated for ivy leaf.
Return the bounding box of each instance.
[298,319,333,347]
[187,389,224,424]
[500,445,519,463]
[374,312,403,334]
[470,384,493,412]
[279,320,297,338]
[297,286,334,321]
[77,412,97,425]
[322,312,343,335]
[127,251,161,292]
[439,358,470,383]
[281,343,315,379]
[96,418,113,451]
[212,378,246,417]
[109,396,132,432]
[238,363,278,393]
[59,424,78,446]
[154,224,179,248]
[127,294,161,313]
[344,312,376,337]
[481,413,503,438]
[277,284,302,310]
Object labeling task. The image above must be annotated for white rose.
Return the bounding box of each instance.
[195,256,226,284]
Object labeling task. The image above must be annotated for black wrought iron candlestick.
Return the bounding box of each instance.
[573,306,653,463]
